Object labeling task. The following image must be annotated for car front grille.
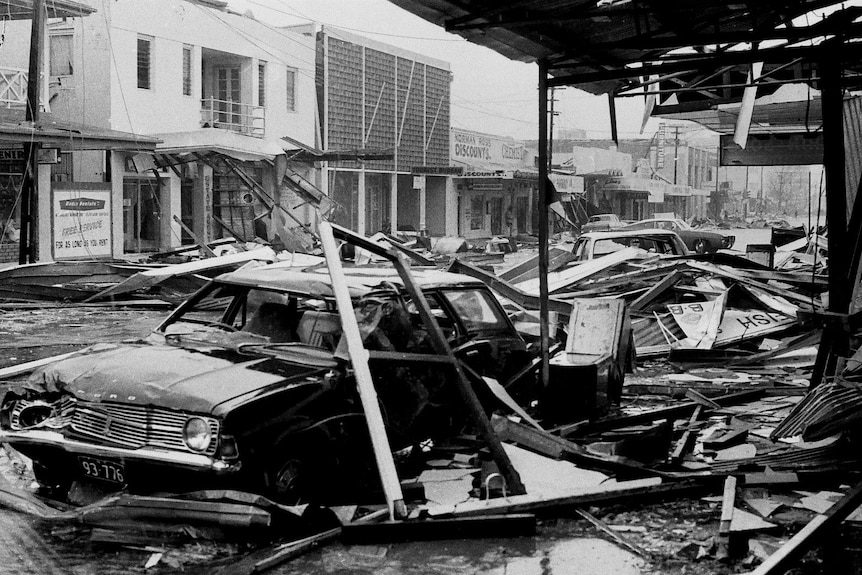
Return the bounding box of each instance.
[8,396,219,456]
[70,402,220,456]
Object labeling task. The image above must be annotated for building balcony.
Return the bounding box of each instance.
[200,98,265,137]
[0,67,28,108]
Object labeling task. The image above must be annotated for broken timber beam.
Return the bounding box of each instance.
[319,223,406,520]
[562,389,764,437]
[340,513,536,544]
[716,476,737,559]
[491,414,669,478]
[427,478,703,518]
[330,222,525,497]
[172,216,217,257]
[669,405,703,464]
[751,480,862,575]
[575,507,648,558]
[446,258,572,316]
[630,269,683,312]
[390,252,525,496]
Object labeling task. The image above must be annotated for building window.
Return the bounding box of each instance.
[137,36,152,90]
[49,34,73,76]
[182,45,192,96]
[258,61,266,107]
[285,68,296,112]
[470,195,485,230]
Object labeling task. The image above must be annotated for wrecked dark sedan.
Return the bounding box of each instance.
[0,266,529,504]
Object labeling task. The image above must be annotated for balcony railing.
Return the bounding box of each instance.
[0,68,27,108]
[200,98,265,137]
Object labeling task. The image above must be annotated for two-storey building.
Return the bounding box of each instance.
[0,0,318,262]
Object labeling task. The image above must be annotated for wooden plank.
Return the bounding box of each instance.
[716,476,737,559]
[684,388,721,408]
[630,269,683,312]
[427,477,696,518]
[750,481,862,575]
[490,414,668,478]
[340,513,536,544]
[575,507,648,558]
[0,351,78,379]
[318,223,406,520]
[686,261,820,306]
[389,252,526,497]
[669,405,702,464]
[329,223,526,497]
[564,389,764,437]
[172,215,218,257]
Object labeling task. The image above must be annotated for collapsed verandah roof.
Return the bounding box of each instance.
[386,0,862,109]
[0,116,159,151]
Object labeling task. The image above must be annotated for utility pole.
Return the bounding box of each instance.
[672,126,680,185]
[20,0,45,264]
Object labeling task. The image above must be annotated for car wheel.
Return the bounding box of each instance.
[265,433,335,505]
[694,239,707,254]
[270,453,310,504]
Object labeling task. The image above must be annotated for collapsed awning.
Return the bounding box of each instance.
[0,118,160,151]
[152,128,286,162]
[281,135,394,162]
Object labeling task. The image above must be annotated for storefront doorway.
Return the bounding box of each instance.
[123,177,161,253]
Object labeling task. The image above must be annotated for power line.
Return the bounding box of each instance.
[242,0,466,42]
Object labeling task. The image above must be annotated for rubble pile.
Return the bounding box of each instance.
[1,226,859,575]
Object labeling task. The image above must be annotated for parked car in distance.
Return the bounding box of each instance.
[0,266,530,505]
[623,218,734,253]
[582,213,623,233]
[571,229,690,261]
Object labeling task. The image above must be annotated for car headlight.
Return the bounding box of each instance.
[183,417,212,452]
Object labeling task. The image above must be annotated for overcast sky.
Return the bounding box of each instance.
[233,0,662,141]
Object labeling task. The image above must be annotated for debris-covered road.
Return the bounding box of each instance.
[0,225,857,575]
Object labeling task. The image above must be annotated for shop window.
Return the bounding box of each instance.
[470,195,484,230]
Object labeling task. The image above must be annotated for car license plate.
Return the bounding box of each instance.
[78,456,126,484]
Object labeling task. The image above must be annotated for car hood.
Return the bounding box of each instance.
[29,342,329,415]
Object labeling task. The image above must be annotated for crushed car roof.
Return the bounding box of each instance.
[216,265,486,297]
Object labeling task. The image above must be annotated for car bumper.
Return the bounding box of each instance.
[0,429,241,474]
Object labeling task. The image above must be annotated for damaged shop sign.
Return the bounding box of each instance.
[668,300,797,349]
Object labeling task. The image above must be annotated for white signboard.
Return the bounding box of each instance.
[53,188,112,259]
[668,302,796,347]
[451,128,527,168]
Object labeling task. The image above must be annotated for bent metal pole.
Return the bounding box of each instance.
[318,222,407,520]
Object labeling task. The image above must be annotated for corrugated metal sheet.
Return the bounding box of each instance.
[771,381,862,441]
[844,96,862,214]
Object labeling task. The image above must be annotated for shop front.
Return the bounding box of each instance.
[0,120,159,264]
[450,128,537,240]
[598,176,667,222]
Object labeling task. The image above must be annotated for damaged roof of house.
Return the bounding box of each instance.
[386,0,862,110]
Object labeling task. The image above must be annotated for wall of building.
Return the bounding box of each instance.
[11,0,318,144]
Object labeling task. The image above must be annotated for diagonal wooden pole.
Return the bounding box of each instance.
[388,252,526,496]
[318,222,406,520]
